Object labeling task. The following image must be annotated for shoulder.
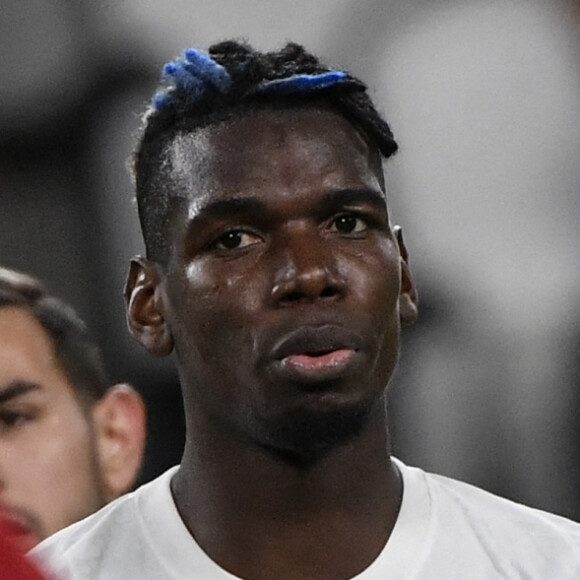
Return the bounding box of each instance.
[426,466,580,538]
[396,460,580,577]
[31,467,179,579]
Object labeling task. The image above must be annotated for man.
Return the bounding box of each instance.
[34,41,580,578]
[0,266,146,551]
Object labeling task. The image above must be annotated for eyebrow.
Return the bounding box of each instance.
[189,197,267,224]
[319,188,387,213]
[185,187,387,234]
[0,381,40,404]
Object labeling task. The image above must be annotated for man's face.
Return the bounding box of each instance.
[156,108,414,460]
[0,307,106,550]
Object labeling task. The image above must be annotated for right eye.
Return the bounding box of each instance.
[212,230,262,251]
[0,409,34,431]
[330,213,368,234]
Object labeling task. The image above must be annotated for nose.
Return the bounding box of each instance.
[270,227,343,306]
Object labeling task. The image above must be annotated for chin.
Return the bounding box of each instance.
[253,399,373,467]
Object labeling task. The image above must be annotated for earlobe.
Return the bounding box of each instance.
[394,226,419,325]
[92,384,147,501]
[125,256,174,356]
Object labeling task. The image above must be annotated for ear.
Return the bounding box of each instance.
[125,256,173,356]
[92,384,147,501]
[394,226,419,325]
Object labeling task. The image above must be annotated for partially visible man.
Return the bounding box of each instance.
[0,266,146,551]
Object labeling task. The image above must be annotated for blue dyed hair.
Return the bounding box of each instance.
[134,41,397,264]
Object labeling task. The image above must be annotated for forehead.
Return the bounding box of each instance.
[0,307,72,393]
[167,107,384,208]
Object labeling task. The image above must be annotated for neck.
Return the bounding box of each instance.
[172,402,401,580]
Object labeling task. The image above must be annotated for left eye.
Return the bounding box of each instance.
[330,214,367,234]
[213,230,262,250]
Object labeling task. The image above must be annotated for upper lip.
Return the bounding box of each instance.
[270,325,363,361]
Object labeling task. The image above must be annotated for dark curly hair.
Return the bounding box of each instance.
[133,41,398,264]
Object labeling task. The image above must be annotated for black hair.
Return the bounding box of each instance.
[133,40,398,264]
[0,267,110,407]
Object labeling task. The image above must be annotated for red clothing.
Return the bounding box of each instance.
[0,523,48,580]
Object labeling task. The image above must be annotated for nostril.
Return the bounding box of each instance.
[280,285,338,304]
[283,290,307,303]
[320,286,338,298]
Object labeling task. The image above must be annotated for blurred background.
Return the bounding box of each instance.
[1,0,579,519]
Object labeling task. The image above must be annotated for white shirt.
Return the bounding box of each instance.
[32,459,580,579]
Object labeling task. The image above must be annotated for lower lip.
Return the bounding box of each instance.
[279,348,357,381]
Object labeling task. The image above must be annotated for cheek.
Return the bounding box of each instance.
[41,423,101,529]
[31,413,96,487]
[347,242,402,313]
[173,264,265,365]
[185,252,265,296]
[5,412,101,538]
[347,243,402,369]
[184,258,265,319]
[375,278,403,378]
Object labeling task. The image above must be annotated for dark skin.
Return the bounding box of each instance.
[126,107,418,580]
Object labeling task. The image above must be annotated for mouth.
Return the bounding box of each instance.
[269,325,363,384]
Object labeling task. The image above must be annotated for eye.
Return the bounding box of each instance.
[212,230,262,251]
[0,409,34,431]
[330,214,368,234]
